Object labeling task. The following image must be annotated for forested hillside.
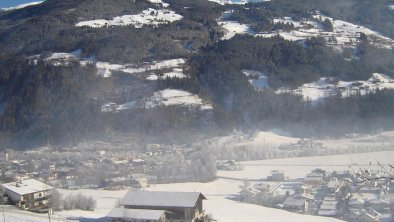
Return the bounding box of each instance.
[0,0,393,149]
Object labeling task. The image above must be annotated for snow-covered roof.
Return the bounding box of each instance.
[120,191,206,208]
[241,187,261,196]
[1,179,53,196]
[107,208,166,220]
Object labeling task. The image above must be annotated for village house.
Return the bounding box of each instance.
[304,172,325,186]
[1,179,53,210]
[318,196,342,217]
[120,191,207,222]
[268,170,286,181]
[281,196,309,213]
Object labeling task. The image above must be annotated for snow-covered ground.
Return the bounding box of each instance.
[3,205,72,222]
[76,8,182,28]
[276,73,394,102]
[1,1,44,11]
[143,89,213,110]
[257,14,394,50]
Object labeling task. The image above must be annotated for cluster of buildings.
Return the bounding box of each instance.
[0,144,199,191]
[240,169,394,222]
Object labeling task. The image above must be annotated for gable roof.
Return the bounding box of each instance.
[107,208,166,220]
[1,179,53,195]
[120,191,206,208]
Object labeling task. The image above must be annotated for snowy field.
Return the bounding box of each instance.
[217,151,394,180]
[1,1,43,11]
[76,8,182,29]
[51,151,394,222]
[276,73,394,102]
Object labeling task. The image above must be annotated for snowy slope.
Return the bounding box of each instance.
[76,8,182,28]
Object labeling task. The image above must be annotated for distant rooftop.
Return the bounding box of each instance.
[1,179,53,195]
[120,191,206,208]
[107,208,166,220]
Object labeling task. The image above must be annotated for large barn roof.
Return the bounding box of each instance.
[120,191,207,208]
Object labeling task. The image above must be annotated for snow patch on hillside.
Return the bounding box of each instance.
[257,15,394,50]
[219,21,253,40]
[76,8,182,28]
[242,70,269,90]
[143,89,213,110]
[36,51,186,78]
[276,73,394,102]
[389,4,394,10]
[147,68,186,80]
[96,58,186,78]
[1,1,44,11]
[147,0,170,7]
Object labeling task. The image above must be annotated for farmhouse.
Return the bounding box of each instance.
[120,191,207,222]
[1,179,53,210]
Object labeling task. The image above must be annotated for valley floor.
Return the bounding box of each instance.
[43,151,394,222]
